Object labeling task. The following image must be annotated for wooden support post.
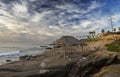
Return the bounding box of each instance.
[64,45,67,58]
[53,46,55,57]
[70,45,72,52]
[81,45,83,55]
[79,44,82,55]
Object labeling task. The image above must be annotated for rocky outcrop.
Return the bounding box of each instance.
[94,64,120,77]
[64,52,119,77]
[26,52,119,77]
[93,53,120,77]
[27,69,66,77]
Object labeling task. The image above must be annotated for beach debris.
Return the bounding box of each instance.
[40,61,47,67]
[39,69,49,73]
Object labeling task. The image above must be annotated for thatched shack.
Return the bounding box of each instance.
[50,36,86,58]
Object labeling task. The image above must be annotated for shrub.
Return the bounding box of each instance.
[105,43,120,52]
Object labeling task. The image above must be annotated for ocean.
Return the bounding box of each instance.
[0,43,45,65]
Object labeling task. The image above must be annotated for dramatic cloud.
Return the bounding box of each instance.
[0,0,120,44]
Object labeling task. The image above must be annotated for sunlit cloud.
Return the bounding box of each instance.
[0,0,120,44]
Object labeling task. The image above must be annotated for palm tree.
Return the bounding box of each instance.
[89,31,92,38]
[113,28,116,32]
[89,31,96,39]
[107,30,110,34]
[101,29,105,35]
[119,27,120,32]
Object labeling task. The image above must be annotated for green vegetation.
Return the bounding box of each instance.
[105,43,120,52]
[85,39,100,42]
[105,38,120,52]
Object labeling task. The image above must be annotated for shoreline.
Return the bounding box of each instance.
[0,50,45,66]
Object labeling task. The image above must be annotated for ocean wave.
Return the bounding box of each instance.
[0,50,20,57]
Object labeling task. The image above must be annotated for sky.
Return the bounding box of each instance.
[0,0,120,45]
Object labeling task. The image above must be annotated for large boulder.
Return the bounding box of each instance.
[94,64,120,77]
[106,54,117,65]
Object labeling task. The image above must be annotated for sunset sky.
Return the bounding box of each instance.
[0,0,120,44]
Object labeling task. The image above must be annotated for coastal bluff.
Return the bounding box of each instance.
[0,50,120,77]
[27,51,120,77]
[0,35,120,77]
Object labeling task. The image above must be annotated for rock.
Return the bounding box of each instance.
[106,54,117,65]
[19,55,33,60]
[117,53,120,60]
[6,59,12,62]
[66,52,119,77]
[94,64,120,77]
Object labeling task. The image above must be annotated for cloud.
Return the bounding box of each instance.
[0,0,119,44]
[12,1,29,17]
[88,1,101,10]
